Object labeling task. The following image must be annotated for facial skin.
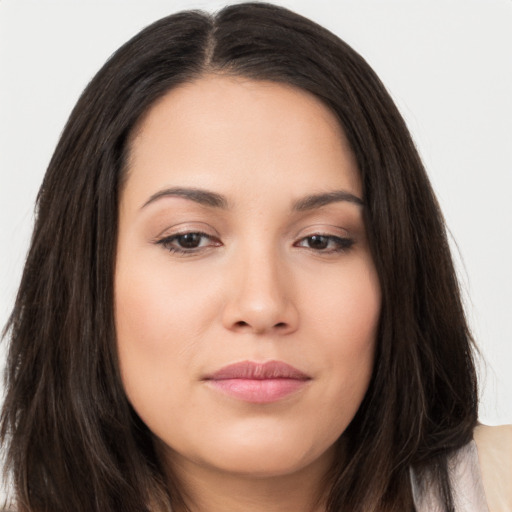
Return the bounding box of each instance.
[115,75,381,511]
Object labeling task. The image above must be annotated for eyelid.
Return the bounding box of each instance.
[293,223,351,240]
[153,221,220,241]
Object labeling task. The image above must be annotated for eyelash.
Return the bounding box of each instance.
[156,232,221,255]
[156,232,354,255]
[294,234,354,253]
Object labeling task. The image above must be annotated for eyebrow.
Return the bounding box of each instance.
[142,187,229,210]
[292,190,364,211]
[141,187,363,211]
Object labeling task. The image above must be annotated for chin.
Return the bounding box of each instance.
[190,431,336,478]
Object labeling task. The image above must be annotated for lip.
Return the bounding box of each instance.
[203,360,311,404]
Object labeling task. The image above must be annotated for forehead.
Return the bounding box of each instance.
[124,75,361,207]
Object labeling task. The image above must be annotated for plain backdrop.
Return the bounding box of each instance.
[1,0,511,426]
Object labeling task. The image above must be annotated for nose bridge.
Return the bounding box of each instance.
[241,243,282,304]
[223,237,297,334]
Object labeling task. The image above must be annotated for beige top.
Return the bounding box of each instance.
[474,424,512,511]
[411,424,512,511]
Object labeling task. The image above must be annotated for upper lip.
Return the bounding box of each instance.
[204,360,311,381]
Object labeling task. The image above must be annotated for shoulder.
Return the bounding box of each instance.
[473,424,512,511]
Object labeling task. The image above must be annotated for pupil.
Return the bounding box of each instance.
[309,235,328,249]
[179,233,201,248]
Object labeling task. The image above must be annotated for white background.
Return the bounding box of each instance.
[1,0,511,425]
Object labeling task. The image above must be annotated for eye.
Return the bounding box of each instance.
[156,232,221,254]
[295,234,354,253]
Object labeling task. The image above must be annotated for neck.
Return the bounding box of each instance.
[160,447,335,512]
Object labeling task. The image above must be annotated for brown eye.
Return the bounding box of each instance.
[306,235,329,250]
[175,233,203,249]
[295,234,354,253]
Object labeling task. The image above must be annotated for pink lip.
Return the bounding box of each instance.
[203,361,311,404]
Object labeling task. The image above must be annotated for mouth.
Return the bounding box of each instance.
[203,360,311,404]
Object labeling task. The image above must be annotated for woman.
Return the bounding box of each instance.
[1,3,510,511]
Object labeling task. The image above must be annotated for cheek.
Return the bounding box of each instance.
[306,259,380,348]
[303,260,380,413]
[113,254,220,426]
[115,255,220,357]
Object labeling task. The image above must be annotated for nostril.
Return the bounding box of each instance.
[232,320,288,331]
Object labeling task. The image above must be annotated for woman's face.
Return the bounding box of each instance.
[115,76,381,479]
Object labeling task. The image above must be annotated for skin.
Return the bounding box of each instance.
[115,75,381,512]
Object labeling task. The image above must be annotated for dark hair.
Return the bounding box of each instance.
[1,3,478,511]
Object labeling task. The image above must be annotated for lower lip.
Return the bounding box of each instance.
[206,378,309,403]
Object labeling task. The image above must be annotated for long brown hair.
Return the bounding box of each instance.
[1,3,478,511]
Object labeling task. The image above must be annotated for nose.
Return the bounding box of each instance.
[221,248,299,336]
